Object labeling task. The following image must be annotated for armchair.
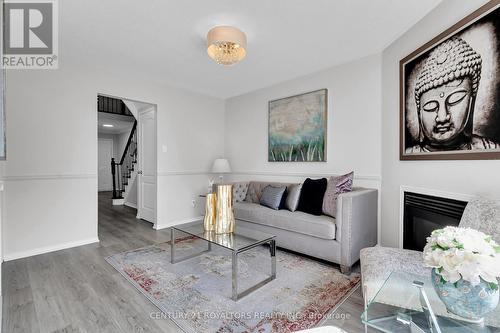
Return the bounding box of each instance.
[360,198,500,305]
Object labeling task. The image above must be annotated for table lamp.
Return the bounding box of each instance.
[211,158,231,184]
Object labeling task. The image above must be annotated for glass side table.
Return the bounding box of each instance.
[361,271,500,332]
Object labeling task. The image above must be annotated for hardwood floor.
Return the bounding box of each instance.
[2,192,371,333]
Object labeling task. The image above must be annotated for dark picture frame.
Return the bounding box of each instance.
[268,89,327,162]
[400,0,500,160]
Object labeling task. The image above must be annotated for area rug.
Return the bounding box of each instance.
[105,236,360,333]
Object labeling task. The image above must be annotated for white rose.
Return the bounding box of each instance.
[457,258,481,286]
[423,246,443,268]
[440,269,462,283]
[476,254,500,284]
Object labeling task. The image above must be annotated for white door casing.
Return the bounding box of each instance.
[98,138,114,192]
[137,108,157,223]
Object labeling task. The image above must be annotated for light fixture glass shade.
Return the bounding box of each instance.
[207,26,247,66]
[211,158,231,173]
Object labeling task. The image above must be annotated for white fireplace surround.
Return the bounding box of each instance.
[398,186,475,249]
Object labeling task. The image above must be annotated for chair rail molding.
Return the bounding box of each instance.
[398,185,475,249]
[1,173,98,181]
[157,171,209,176]
[231,171,381,181]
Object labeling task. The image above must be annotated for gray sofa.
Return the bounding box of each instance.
[231,181,378,274]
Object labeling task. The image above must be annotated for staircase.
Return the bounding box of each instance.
[111,120,138,205]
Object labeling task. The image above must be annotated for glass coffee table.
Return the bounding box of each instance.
[170,220,276,301]
[362,271,500,332]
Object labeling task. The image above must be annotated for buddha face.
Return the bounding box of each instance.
[419,77,472,144]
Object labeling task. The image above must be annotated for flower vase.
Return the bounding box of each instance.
[431,269,499,322]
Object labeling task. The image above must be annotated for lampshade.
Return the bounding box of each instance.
[211,158,231,173]
[207,26,247,66]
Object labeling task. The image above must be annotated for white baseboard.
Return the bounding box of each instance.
[154,216,203,230]
[112,198,125,205]
[3,237,100,261]
[124,202,137,209]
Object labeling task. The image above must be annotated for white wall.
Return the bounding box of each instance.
[225,54,382,187]
[98,133,119,160]
[115,131,131,161]
[380,0,500,247]
[3,64,224,260]
[225,54,383,238]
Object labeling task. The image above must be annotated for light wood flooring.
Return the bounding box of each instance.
[2,192,372,333]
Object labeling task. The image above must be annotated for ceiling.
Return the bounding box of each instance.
[98,112,135,135]
[63,0,442,99]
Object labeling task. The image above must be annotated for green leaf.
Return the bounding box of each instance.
[452,239,464,249]
[494,246,500,254]
[432,244,448,251]
[488,282,499,291]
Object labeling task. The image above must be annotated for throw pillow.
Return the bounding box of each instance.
[260,185,287,210]
[322,172,354,218]
[286,183,302,212]
[279,187,288,210]
[245,182,262,203]
[297,178,328,216]
[232,182,249,203]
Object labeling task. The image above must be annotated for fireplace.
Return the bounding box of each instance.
[403,192,468,251]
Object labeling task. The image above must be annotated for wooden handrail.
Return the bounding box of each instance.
[120,120,137,165]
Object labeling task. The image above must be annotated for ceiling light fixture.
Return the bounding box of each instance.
[102,124,114,128]
[207,26,247,66]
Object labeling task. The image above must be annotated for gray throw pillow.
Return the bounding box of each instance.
[322,172,354,218]
[286,183,302,212]
[260,185,286,210]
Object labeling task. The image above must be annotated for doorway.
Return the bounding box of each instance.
[97,94,157,225]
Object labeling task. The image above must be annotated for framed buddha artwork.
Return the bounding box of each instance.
[400,1,500,160]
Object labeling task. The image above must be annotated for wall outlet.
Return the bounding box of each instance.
[191,199,196,207]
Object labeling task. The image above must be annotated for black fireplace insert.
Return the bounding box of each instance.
[403,192,468,251]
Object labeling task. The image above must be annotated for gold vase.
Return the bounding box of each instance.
[215,184,235,234]
[203,193,217,231]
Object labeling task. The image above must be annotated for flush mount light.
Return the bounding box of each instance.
[207,26,247,66]
[102,124,114,128]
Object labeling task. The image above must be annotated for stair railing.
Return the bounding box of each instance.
[111,120,138,199]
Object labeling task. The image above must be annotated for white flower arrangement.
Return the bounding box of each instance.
[423,226,500,289]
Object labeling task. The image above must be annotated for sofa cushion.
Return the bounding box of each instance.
[260,185,286,210]
[245,181,293,203]
[234,202,336,240]
[286,183,302,212]
[232,182,249,203]
[297,178,328,216]
[323,172,354,218]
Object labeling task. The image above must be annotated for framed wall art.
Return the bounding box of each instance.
[268,89,327,162]
[400,1,500,160]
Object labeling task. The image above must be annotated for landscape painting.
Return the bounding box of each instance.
[268,89,327,162]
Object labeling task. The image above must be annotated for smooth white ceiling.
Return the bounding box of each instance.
[98,113,135,135]
[63,0,442,99]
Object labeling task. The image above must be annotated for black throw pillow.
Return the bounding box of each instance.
[279,187,288,210]
[297,178,328,216]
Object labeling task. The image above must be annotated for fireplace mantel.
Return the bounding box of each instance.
[398,186,475,249]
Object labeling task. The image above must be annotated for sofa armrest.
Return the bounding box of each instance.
[336,188,378,269]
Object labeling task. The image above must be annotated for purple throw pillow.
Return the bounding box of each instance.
[322,172,354,218]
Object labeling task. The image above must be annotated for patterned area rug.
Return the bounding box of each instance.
[106,236,360,333]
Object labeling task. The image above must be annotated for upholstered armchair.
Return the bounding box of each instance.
[360,198,500,306]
